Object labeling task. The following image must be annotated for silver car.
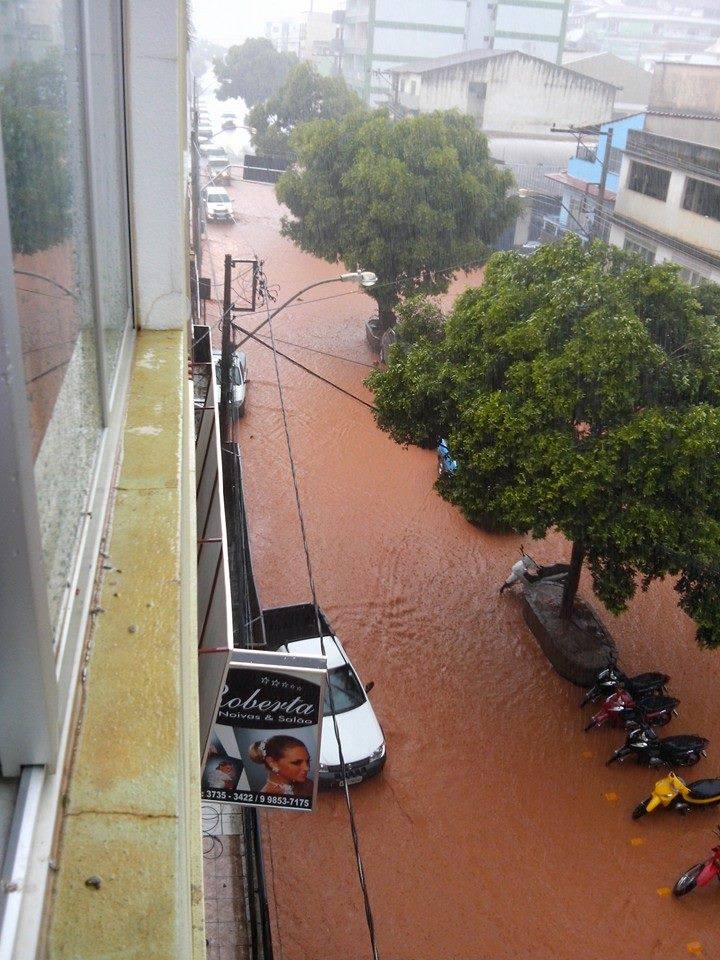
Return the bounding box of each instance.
[212,349,247,419]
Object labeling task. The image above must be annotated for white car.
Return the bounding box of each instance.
[278,633,386,787]
[198,123,213,141]
[204,187,233,222]
[212,348,247,419]
[221,112,237,129]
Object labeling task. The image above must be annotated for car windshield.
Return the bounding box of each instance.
[323,664,366,716]
[207,193,228,203]
[214,361,242,386]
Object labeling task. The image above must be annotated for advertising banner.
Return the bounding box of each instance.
[201,648,326,812]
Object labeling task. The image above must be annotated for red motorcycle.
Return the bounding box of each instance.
[674,827,720,897]
[584,689,679,732]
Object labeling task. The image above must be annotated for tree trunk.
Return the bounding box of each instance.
[560,541,585,619]
[374,291,399,334]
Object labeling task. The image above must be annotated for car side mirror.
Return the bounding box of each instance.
[364,681,375,694]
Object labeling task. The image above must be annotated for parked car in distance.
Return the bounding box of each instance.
[520,239,542,255]
[207,154,231,183]
[268,604,386,788]
[221,112,237,129]
[198,123,213,141]
[437,438,458,476]
[212,348,247,419]
[204,187,233,222]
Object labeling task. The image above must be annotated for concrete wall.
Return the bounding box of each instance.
[649,62,720,116]
[408,53,614,134]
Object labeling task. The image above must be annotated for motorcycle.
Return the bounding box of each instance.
[584,690,679,732]
[633,772,720,819]
[607,723,708,768]
[581,664,670,707]
[673,827,720,897]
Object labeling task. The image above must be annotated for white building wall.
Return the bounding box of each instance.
[375,0,468,28]
[614,166,720,261]
[411,54,614,134]
[373,25,465,59]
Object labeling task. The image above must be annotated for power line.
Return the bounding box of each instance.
[252,332,375,369]
[231,318,377,411]
[260,267,381,960]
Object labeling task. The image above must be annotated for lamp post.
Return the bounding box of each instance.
[219,269,378,440]
[233,270,378,352]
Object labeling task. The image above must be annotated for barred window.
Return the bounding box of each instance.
[623,235,656,264]
[627,161,670,201]
[682,177,720,221]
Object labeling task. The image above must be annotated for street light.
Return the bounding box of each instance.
[233,270,378,350]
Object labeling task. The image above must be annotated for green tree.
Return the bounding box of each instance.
[214,38,297,107]
[247,61,362,159]
[0,50,71,255]
[276,109,518,332]
[367,237,720,647]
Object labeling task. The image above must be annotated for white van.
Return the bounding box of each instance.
[204,187,233,222]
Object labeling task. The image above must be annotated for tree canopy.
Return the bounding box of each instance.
[367,237,720,647]
[214,38,297,107]
[276,109,519,331]
[248,61,362,159]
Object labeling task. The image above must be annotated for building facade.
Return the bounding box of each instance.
[609,130,720,283]
[566,0,720,68]
[481,0,570,64]
[0,1,204,957]
[340,0,571,103]
[391,49,616,134]
[543,112,646,240]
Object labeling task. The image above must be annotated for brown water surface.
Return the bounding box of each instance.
[204,180,720,960]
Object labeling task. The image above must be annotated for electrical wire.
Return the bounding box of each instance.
[252,333,375,368]
[231,317,377,411]
[259,266,381,960]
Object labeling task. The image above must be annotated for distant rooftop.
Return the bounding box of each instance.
[390,48,618,90]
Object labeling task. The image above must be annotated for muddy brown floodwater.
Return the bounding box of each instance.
[204,180,720,960]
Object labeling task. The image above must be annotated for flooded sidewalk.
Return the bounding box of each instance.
[204,178,720,960]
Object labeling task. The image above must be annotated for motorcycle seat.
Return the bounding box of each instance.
[688,780,720,800]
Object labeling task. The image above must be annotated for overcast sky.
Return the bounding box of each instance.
[192,0,338,46]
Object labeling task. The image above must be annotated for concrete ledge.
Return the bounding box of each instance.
[522,581,617,687]
[46,330,203,959]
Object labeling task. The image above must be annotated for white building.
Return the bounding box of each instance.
[609,132,720,283]
[340,0,570,103]
[391,49,616,135]
[609,62,720,283]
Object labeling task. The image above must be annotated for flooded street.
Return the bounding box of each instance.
[204,179,720,960]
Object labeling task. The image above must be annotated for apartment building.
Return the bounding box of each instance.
[0,1,205,957]
[475,0,571,64]
[609,131,720,282]
[566,0,720,67]
[609,62,720,282]
[340,0,570,103]
[543,113,646,241]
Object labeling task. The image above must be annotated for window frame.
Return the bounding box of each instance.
[0,0,136,775]
[682,176,720,222]
[626,160,671,202]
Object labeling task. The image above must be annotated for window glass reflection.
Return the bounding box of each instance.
[0,0,101,633]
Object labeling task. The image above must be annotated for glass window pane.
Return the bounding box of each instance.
[0,0,101,634]
[84,1,131,382]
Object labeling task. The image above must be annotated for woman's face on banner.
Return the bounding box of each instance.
[276,746,310,783]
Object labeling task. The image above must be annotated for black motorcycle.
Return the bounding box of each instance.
[580,664,669,708]
[607,723,708,768]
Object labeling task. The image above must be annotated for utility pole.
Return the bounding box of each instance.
[592,126,613,242]
[219,254,233,442]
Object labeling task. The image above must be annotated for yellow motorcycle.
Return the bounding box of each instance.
[632,772,720,819]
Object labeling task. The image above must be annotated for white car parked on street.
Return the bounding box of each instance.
[277,630,386,787]
[204,187,233,223]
